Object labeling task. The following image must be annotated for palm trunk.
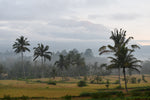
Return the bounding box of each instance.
[118,66,121,87]
[123,67,128,92]
[21,51,26,79]
[41,57,44,78]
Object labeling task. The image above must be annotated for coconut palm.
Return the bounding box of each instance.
[33,43,52,77]
[99,28,140,89]
[55,54,67,70]
[99,29,130,87]
[12,36,30,79]
[119,45,141,92]
[55,54,68,79]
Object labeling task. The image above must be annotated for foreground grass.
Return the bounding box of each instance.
[0,75,150,99]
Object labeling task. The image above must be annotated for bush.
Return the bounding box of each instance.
[145,91,150,96]
[116,91,124,97]
[90,80,94,84]
[47,81,56,85]
[105,79,110,89]
[91,92,111,99]
[80,92,91,97]
[115,85,123,89]
[20,95,29,100]
[95,76,102,83]
[131,91,143,96]
[131,77,136,84]
[62,95,72,100]
[114,80,119,84]
[36,80,45,83]
[131,86,150,92]
[91,91,123,99]
[3,95,11,100]
[77,81,87,87]
[137,78,141,83]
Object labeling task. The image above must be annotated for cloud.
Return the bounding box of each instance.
[0,19,110,42]
[0,0,73,21]
[0,0,118,21]
[110,13,141,21]
[136,40,150,46]
[47,19,110,40]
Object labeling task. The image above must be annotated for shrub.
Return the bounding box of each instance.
[77,81,87,87]
[116,91,124,97]
[20,95,29,100]
[131,86,150,92]
[145,91,150,96]
[3,95,11,100]
[131,77,136,84]
[131,91,143,96]
[91,92,113,99]
[95,76,102,83]
[90,80,94,84]
[36,80,45,83]
[79,92,91,97]
[99,81,106,84]
[115,85,123,89]
[47,81,56,85]
[114,80,119,84]
[62,95,72,100]
[105,79,110,89]
[137,78,141,83]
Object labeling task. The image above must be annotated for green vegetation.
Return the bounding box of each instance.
[142,75,148,83]
[77,80,87,87]
[0,28,150,100]
[99,28,141,92]
[47,80,56,85]
[12,36,30,79]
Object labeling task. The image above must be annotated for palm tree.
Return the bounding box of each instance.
[99,28,140,89]
[119,45,141,92]
[99,29,132,87]
[33,43,52,77]
[12,36,30,79]
[55,54,68,79]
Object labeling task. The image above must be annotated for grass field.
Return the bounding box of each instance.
[0,74,150,99]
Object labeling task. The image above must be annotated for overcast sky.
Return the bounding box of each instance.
[0,0,150,54]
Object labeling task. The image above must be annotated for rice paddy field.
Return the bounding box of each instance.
[0,74,150,99]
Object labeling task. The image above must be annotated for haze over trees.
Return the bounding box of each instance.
[33,43,52,78]
[0,28,148,93]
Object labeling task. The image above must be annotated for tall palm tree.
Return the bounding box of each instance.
[12,36,30,79]
[99,28,139,88]
[33,43,52,77]
[119,45,141,92]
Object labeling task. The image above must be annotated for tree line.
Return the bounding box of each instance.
[0,28,143,92]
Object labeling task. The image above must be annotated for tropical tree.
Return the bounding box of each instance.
[55,54,67,79]
[119,45,141,92]
[99,28,141,92]
[99,28,134,87]
[12,36,30,79]
[33,43,52,77]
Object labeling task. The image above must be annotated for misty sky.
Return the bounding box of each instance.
[0,0,150,54]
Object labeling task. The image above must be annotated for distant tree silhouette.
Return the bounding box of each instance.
[33,43,52,77]
[12,36,30,79]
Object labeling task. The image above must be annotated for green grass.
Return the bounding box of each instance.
[0,75,150,99]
